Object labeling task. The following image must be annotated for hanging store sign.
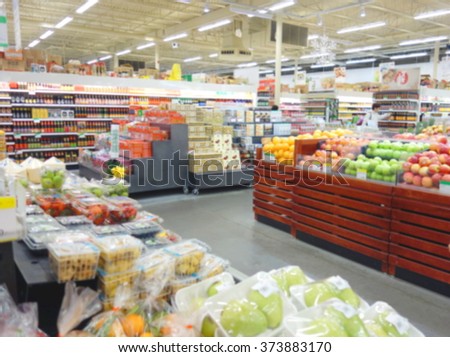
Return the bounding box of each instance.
[334,67,346,83]
[381,67,421,90]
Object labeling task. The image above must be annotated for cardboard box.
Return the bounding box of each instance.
[222,150,240,162]
[189,153,222,160]
[189,158,224,173]
[224,160,241,171]
[4,48,23,61]
[3,59,25,72]
[47,54,63,65]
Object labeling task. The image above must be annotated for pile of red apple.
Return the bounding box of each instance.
[402,151,450,189]
[319,138,369,160]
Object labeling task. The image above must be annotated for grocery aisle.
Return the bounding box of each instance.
[137,188,450,337]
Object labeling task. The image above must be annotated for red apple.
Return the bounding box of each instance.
[409,155,419,164]
[422,176,433,188]
[438,136,448,144]
[412,175,422,186]
[430,157,440,165]
[428,164,440,175]
[438,154,448,164]
[430,143,439,153]
[439,144,449,154]
[419,166,429,177]
[411,163,421,174]
[419,157,431,167]
[425,151,438,158]
[441,174,450,182]
[431,173,442,187]
[440,165,450,175]
[403,172,414,184]
[402,162,412,172]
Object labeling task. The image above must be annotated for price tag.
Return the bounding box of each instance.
[33,118,41,124]
[356,168,367,180]
[79,133,86,139]
[35,133,42,139]
[29,91,36,96]
[331,301,357,318]
[385,313,409,335]
[439,181,450,195]
[14,134,21,139]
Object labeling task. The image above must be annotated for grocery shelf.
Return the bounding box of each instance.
[0,105,12,108]
[379,120,417,123]
[380,110,419,113]
[339,111,367,114]
[12,117,114,122]
[375,99,419,102]
[0,122,12,125]
[16,146,95,153]
[11,103,129,108]
[0,114,12,116]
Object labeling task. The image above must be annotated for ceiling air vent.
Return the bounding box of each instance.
[219,19,253,62]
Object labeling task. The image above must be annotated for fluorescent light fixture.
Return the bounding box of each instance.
[55,16,73,29]
[258,9,268,14]
[337,21,386,34]
[414,9,450,20]
[308,35,319,40]
[346,58,376,64]
[76,0,98,14]
[265,58,289,64]
[281,66,301,72]
[203,5,210,13]
[399,36,447,46]
[28,40,40,48]
[344,45,381,53]
[317,14,323,26]
[136,42,155,50]
[259,70,274,74]
[360,6,366,17]
[247,14,254,18]
[300,52,330,59]
[237,62,258,68]
[209,53,219,58]
[163,33,188,42]
[40,30,54,40]
[198,19,231,32]
[390,52,428,60]
[99,55,112,61]
[184,56,202,62]
[41,23,55,28]
[87,59,98,65]
[269,0,295,12]
[311,63,335,68]
[116,49,131,56]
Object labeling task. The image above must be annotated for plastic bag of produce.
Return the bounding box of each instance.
[0,158,27,178]
[0,284,40,337]
[57,282,102,337]
[201,272,296,337]
[290,276,369,312]
[268,266,311,296]
[361,301,424,337]
[21,157,43,184]
[162,239,210,275]
[283,299,369,337]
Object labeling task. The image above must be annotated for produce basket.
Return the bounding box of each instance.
[98,268,140,299]
[72,197,110,225]
[56,215,94,230]
[91,225,128,237]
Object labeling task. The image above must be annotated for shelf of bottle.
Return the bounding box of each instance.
[0,105,12,108]
[12,118,114,122]
[6,142,14,145]
[375,99,419,103]
[11,103,129,108]
[0,122,12,125]
[13,132,105,137]
[0,114,12,117]
[15,146,95,153]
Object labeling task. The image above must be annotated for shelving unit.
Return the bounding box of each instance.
[420,88,450,124]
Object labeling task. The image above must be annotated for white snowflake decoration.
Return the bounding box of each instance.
[310,35,337,65]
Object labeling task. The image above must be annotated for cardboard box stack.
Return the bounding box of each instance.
[170,105,241,173]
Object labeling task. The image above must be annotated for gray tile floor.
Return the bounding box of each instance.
[137,187,450,337]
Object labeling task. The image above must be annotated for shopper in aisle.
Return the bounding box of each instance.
[361,103,391,130]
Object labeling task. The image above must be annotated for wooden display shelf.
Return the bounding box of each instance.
[389,186,450,290]
[292,169,392,272]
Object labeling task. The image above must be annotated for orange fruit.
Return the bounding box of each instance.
[140,332,153,337]
[107,320,126,337]
[272,136,281,144]
[288,136,295,145]
[121,314,145,337]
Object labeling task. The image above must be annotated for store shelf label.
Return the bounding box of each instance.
[356,168,368,180]
[439,181,450,195]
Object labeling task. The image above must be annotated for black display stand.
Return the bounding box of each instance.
[0,241,17,301]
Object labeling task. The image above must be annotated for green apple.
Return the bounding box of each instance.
[376,312,409,337]
[272,266,307,295]
[248,289,283,329]
[207,281,223,297]
[368,141,378,149]
[365,148,373,157]
[220,299,268,336]
[52,175,64,189]
[304,282,335,307]
[337,288,360,308]
[357,154,366,161]
[305,317,348,337]
[201,316,217,337]
[324,306,369,337]
[41,178,53,189]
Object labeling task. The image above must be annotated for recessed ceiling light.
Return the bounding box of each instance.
[99,55,112,61]
[346,58,376,64]
[310,63,335,68]
[257,9,268,14]
[163,33,188,42]
[390,52,428,60]
[209,53,219,58]
[76,0,98,14]
[414,9,450,20]
[136,42,155,50]
[344,45,381,53]
[399,36,447,46]
[198,19,231,32]
[87,59,98,65]
[55,16,73,29]
[28,40,40,48]
[300,52,330,59]
[265,58,289,64]
[337,21,386,34]
[281,66,301,72]
[184,56,202,62]
[237,62,258,68]
[360,6,366,17]
[116,49,131,56]
[308,35,319,40]
[269,0,295,12]
[40,30,54,40]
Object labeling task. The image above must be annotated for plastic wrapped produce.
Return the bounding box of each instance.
[122,220,164,239]
[48,241,100,283]
[72,197,109,225]
[41,164,66,191]
[135,210,163,224]
[106,197,140,223]
[201,272,296,337]
[56,215,94,230]
[25,205,45,216]
[196,254,230,280]
[94,235,143,274]
[26,230,94,253]
[170,275,199,294]
[27,220,65,234]
[290,276,369,312]
[283,299,369,337]
[362,302,424,337]
[35,193,75,217]
[269,266,311,296]
[57,282,102,337]
[91,224,128,237]
[98,268,140,300]
[26,214,57,226]
[163,239,210,275]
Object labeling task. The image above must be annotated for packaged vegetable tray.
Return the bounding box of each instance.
[196,254,230,280]
[56,215,94,230]
[162,239,210,275]
[25,205,45,216]
[91,225,128,237]
[71,197,109,225]
[135,210,163,224]
[48,241,100,283]
[35,193,75,217]
[27,221,65,234]
[28,230,95,248]
[122,220,164,239]
[94,235,143,274]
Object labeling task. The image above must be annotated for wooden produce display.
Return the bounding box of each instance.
[389,186,450,292]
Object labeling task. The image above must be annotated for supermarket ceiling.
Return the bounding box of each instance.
[3,0,450,72]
